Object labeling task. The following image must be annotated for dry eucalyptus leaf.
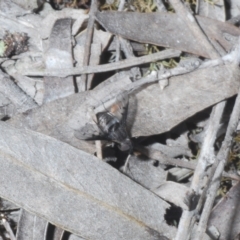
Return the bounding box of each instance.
[0,122,176,239]
[8,64,240,153]
[208,181,240,240]
[96,11,240,58]
[0,69,38,117]
[129,64,240,136]
[8,75,132,154]
[40,8,88,39]
[43,18,74,103]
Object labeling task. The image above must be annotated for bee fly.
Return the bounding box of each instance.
[74,91,132,153]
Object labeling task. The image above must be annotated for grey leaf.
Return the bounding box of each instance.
[0,122,176,239]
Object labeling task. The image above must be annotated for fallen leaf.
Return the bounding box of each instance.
[96,11,240,58]
[7,64,240,153]
[0,122,176,239]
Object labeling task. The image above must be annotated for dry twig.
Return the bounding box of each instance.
[168,0,230,239]
[82,0,99,90]
[135,144,240,181]
[23,49,181,77]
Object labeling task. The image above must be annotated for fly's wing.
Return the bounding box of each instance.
[75,91,129,141]
[74,107,106,140]
[109,91,129,125]
[74,123,107,141]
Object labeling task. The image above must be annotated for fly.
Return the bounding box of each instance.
[74,91,132,153]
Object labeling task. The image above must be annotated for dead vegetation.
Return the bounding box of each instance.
[0,0,240,239]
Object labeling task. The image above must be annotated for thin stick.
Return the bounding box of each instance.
[123,154,131,173]
[23,49,181,77]
[116,0,141,81]
[126,59,201,93]
[93,63,198,112]
[135,144,240,181]
[88,47,238,114]
[119,37,141,81]
[23,48,236,78]
[82,0,98,90]
[176,103,226,239]
[194,89,240,239]
[115,0,125,63]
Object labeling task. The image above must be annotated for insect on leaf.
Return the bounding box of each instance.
[74,91,132,152]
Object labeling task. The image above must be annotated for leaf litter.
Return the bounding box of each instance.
[0,0,240,239]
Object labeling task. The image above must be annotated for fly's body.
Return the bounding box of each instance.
[75,91,132,153]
